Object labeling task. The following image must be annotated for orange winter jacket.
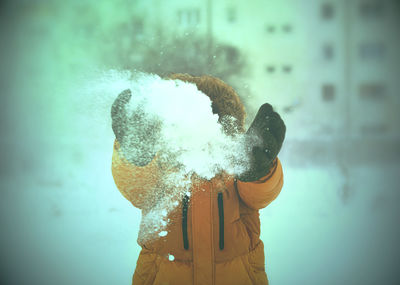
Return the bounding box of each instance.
[112,140,284,285]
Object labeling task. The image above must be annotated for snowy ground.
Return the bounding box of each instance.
[263,162,400,285]
[1,139,399,285]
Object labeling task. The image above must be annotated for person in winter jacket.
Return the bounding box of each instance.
[111,73,286,285]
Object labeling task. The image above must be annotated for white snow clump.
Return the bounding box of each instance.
[104,70,253,242]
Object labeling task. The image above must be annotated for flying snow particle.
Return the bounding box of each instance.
[159,231,168,237]
[168,254,175,261]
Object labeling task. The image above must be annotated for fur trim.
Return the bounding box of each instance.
[168,73,246,133]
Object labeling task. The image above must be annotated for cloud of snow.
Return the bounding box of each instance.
[123,72,251,178]
[88,70,254,241]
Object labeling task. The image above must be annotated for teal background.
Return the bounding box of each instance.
[0,1,399,284]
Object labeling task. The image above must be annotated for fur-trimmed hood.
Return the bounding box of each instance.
[168,73,246,134]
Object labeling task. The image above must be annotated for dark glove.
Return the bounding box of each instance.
[239,103,286,182]
[111,89,161,166]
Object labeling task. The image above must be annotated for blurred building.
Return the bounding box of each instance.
[130,0,400,164]
[7,0,398,164]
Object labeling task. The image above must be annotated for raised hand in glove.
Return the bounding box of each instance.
[111,89,161,166]
[239,103,286,182]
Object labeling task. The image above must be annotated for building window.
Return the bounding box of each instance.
[321,3,335,20]
[227,7,237,23]
[282,65,292,73]
[282,24,292,33]
[359,43,385,61]
[359,1,384,18]
[266,65,276,73]
[225,46,239,64]
[322,43,334,60]
[217,46,239,64]
[133,19,144,38]
[322,84,335,101]
[359,83,386,99]
[178,9,200,27]
[266,25,276,33]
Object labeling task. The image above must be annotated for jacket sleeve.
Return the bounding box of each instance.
[111,140,159,209]
[236,158,284,210]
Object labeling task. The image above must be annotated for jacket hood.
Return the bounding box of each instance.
[168,73,246,134]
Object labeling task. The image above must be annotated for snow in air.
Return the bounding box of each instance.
[94,70,256,241]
